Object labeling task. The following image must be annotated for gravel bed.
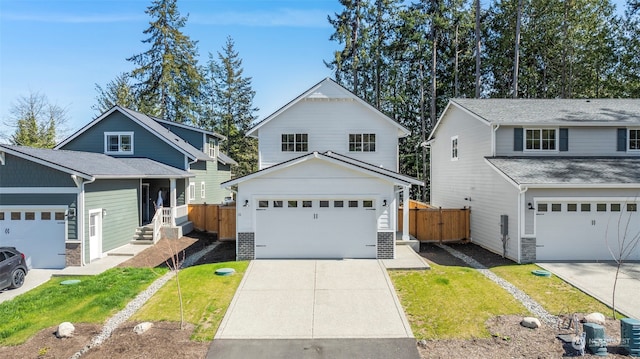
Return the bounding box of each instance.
[69,270,176,359]
[438,244,558,326]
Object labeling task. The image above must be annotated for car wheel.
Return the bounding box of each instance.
[9,269,26,289]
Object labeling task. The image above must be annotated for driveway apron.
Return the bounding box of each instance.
[215,259,414,340]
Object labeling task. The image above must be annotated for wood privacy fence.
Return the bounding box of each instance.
[188,204,236,241]
[399,201,470,242]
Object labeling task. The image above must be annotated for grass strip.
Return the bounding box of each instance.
[389,264,527,340]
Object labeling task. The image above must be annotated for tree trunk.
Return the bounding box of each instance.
[513,0,522,98]
[475,0,481,98]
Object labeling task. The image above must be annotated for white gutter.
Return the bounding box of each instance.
[492,124,500,157]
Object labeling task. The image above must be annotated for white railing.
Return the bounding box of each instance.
[175,204,188,225]
[152,208,162,243]
[162,207,173,226]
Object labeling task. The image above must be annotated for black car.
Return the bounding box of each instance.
[0,247,28,291]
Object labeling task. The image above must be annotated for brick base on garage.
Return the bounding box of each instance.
[237,232,255,260]
[65,242,81,266]
[377,232,394,259]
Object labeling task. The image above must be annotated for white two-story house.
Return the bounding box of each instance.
[222,78,422,260]
[429,99,640,263]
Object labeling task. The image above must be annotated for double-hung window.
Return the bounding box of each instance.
[629,129,640,150]
[104,132,133,154]
[281,133,308,152]
[525,128,556,151]
[349,133,376,152]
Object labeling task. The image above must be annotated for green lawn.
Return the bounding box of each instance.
[491,264,622,318]
[0,267,164,346]
[132,261,248,342]
[389,264,528,340]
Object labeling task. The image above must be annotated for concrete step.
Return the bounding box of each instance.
[130,239,154,245]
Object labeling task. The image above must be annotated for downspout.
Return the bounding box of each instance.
[492,124,500,157]
[75,175,96,266]
[517,185,528,264]
[186,156,198,205]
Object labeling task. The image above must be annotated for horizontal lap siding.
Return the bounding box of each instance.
[431,106,520,260]
[258,101,399,170]
[84,179,139,257]
[496,126,640,157]
[189,161,231,204]
[60,112,186,169]
[1,153,77,187]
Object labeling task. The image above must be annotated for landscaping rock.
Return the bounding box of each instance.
[56,322,75,338]
[582,312,605,325]
[521,317,542,329]
[133,322,154,335]
[417,339,428,348]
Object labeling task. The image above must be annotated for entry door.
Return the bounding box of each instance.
[142,184,150,223]
[89,210,103,262]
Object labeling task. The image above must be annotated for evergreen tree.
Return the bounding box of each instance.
[6,92,67,148]
[127,0,202,123]
[92,72,138,114]
[204,36,259,178]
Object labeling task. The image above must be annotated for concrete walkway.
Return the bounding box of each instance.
[0,243,151,304]
[538,262,640,319]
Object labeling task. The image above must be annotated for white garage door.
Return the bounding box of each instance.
[536,200,640,261]
[255,199,377,259]
[0,208,67,269]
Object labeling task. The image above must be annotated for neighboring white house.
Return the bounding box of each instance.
[222,78,422,260]
[428,99,640,263]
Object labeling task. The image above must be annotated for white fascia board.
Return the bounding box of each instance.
[221,152,319,187]
[484,158,521,189]
[522,183,640,189]
[55,105,120,148]
[0,187,81,194]
[428,101,492,141]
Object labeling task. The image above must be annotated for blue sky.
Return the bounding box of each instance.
[0,0,343,140]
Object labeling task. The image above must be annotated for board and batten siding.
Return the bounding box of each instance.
[431,105,520,260]
[84,179,139,259]
[0,153,77,187]
[257,100,400,171]
[189,160,231,204]
[235,158,396,234]
[60,112,187,169]
[495,126,640,157]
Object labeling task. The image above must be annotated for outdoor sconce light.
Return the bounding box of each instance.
[67,208,76,219]
[527,203,534,210]
[382,199,387,207]
[243,200,249,207]
[103,208,108,217]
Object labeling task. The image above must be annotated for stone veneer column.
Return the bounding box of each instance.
[520,237,536,263]
[65,242,82,266]
[237,232,255,260]
[377,232,394,259]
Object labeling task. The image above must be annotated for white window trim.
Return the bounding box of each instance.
[104,132,134,155]
[523,128,558,152]
[348,133,376,152]
[628,128,640,152]
[188,183,196,201]
[207,138,217,158]
[200,182,206,199]
[451,135,458,161]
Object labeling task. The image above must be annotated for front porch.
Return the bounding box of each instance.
[132,204,193,244]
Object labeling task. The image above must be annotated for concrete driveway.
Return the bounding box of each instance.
[538,262,640,319]
[209,259,419,359]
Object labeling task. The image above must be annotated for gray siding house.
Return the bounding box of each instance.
[429,99,640,263]
[0,106,235,269]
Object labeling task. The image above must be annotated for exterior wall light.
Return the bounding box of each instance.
[382,200,387,207]
[243,200,249,207]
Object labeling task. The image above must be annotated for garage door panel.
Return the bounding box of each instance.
[536,201,640,261]
[255,199,377,259]
[0,209,66,269]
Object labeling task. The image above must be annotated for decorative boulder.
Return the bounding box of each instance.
[521,317,542,329]
[583,312,606,325]
[56,322,75,338]
[133,322,154,335]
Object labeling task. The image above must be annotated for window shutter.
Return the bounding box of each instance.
[514,128,523,152]
[559,128,569,151]
[617,128,627,152]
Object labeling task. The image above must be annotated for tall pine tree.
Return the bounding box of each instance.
[127,0,202,123]
[203,37,259,178]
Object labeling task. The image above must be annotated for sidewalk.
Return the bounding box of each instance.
[0,243,151,304]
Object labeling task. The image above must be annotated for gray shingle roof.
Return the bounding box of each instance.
[487,157,640,185]
[452,99,640,125]
[1,145,192,179]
